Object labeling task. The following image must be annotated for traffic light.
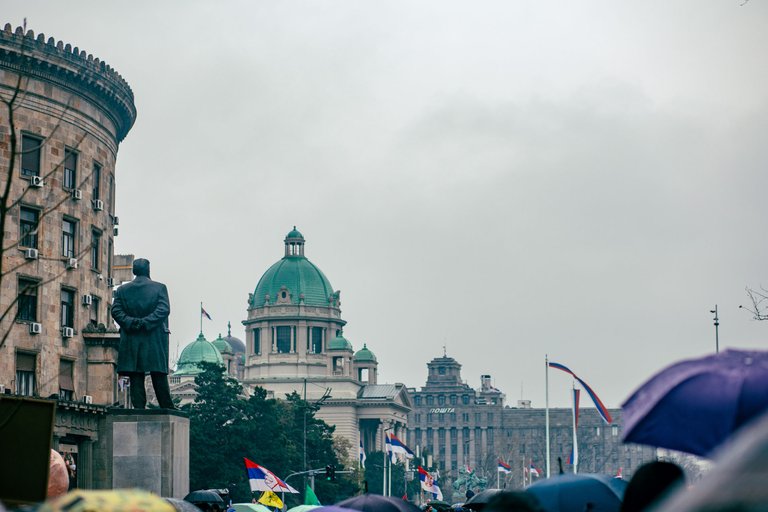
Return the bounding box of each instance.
[325,464,336,481]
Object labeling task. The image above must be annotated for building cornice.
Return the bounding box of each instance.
[0,24,136,142]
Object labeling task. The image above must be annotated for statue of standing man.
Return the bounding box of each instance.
[111,258,175,409]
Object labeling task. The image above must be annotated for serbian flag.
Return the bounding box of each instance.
[497,459,511,474]
[529,464,540,477]
[201,305,212,321]
[417,466,442,500]
[244,458,298,493]
[389,433,414,459]
[359,437,366,469]
[548,361,613,424]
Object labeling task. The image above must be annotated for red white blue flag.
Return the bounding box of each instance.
[388,433,415,459]
[497,459,511,474]
[418,466,443,500]
[201,305,212,321]
[548,362,613,424]
[243,458,298,493]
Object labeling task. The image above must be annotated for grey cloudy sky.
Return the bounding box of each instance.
[6,1,767,409]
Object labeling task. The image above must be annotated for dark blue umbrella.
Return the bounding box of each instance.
[525,474,627,512]
[336,495,421,512]
[622,349,768,456]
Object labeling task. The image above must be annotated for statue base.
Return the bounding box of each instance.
[93,409,189,498]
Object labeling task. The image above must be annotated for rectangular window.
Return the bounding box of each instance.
[92,162,101,200]
[63,149,77,189]
[59,359,74,401]
[16,352,36,396]
[253,328,260,354]
[91,229,101,270]
[108,239,113,280]
[20,207,39,248]
[275,326,291,353]
[108,173,114,213]
[462,395,470,405]
[21,135,41,177]
[62,218,76,258]
[89,296,100,327]
[488,412,494,422]
[61,288,75,329]
[462,413,469,422]
[311,326,323,354]
[450,395,457,405]
[17,277,39,322]
[438,395,445,405]
[414,414,421,423]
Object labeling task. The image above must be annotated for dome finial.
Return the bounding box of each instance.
[285,227,306,257]
[227,321,231,336]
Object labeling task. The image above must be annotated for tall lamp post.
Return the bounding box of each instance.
[710,305,719,353]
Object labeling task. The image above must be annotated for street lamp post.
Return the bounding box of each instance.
[710,305,719,353]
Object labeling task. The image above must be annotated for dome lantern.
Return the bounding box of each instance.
[284,226,305,257]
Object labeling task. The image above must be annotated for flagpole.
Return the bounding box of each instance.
[572,382,578,475]
[497,464,500,489]
[383,431,388,496]
[200,301,203,334]
[545,354,550,478]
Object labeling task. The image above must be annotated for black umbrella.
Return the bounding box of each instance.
[426,500,451,512]
[166,498,205,512]
[525,474,627,512]
[463,489,503,510]
[337,494,421,512]
[184,490,225,505]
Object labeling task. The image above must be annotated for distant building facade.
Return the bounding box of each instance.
[0,24,136,488]
[406,355,655,496]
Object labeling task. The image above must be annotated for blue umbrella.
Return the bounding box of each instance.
[336,495,421,512]
[526,474,627,512]
[622,349,768,456]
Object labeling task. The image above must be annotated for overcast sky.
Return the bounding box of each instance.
[6,1,767,409]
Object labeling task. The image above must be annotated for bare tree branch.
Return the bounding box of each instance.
[740,286,768,320]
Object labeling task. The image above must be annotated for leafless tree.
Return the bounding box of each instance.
[740,286,768,321]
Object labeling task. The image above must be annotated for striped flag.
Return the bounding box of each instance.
[548,362,613,424]
[359,437,366,469]
[201,305,212,320]
[497,459,511,474]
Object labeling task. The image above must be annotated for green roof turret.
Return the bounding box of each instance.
[328,332,353,351]
[251,228,337,308]
[212,333,233,355]
[354,344,377,363]
[175,332,224,376]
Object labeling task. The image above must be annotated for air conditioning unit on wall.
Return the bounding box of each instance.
[24,248,39,260]
[92,199,104,211]
[66,258,78,270]
[82,294,92,306]
[62,327,74,338]
[30,176,44,188]
[29,322,42,334]
[72,189,82,200]
[83,395,93,404]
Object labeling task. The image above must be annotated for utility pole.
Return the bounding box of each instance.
[710,305,719,353]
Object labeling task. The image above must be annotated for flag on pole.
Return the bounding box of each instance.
[497,459,512,474]
[201,305,212,320]
[464,464,473,474]
[548,361,613,424]
[385,433,395,463]
[615,467,623,479]
[359,437,366,469]
[304,485,321,506]
[388,433,415,459]
[570,387,580,467]
[244,458,298,493]
[258,491,284,509]
[417,466,442,500]
[529,464,540,478]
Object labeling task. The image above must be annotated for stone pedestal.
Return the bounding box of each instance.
[94,409,189,498]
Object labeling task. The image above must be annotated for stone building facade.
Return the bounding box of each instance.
[406,355,655,497]
[0,24,136,488]
[241,228,411,456]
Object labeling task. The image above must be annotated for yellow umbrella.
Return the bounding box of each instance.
[38,488,175,512]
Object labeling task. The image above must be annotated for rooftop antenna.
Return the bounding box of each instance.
[443,344,447,357]
[710,305,719,353]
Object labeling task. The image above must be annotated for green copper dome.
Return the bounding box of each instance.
[328,332,353,351]
[286,226,304,239]
[212,333,233,355]
[252,228,335,308]
[175,333,224,376]
[354,344,377,363]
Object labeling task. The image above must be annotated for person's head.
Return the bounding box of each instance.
[485,491,544,512]
[621,461,685,512]
[133,258,150,277]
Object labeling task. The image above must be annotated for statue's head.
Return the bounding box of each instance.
[133,258,151,277]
